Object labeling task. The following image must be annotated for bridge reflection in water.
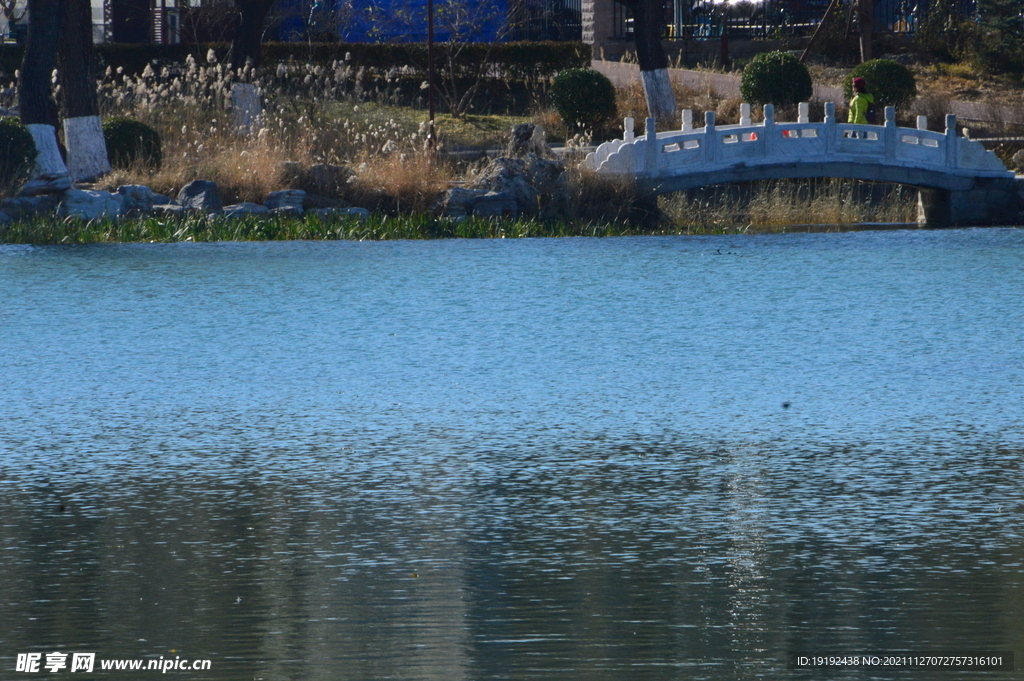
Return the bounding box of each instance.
[582,103,1021,228]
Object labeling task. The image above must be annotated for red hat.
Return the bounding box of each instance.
[852,77,866,91]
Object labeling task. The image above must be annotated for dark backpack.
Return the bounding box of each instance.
[865,99,877,124]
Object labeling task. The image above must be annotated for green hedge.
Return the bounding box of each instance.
[740,51,813,107]
[103,117,162,170]
[842,59,917,113]
[0,41,590,79]
[0,117,35,188]
[550,69,617,131]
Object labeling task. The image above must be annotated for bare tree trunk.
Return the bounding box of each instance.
[58,0,110,181]
[859,0,873,62]
[19,0,68,177]
[229,0,276,71]
[619,0,677,124]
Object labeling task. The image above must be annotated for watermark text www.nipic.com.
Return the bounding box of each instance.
[16,653,212,674]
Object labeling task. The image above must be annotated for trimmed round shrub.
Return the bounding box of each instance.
[550,68,617,132]
[740,51,813,107]
[0,117,36,187]
[103,117,162,169]
[843,59,917,113]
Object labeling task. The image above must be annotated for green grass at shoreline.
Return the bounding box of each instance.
[0,212,948,245]
[0,212,942,246]
[0,213,647,245]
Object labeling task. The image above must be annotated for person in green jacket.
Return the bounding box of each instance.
[848,77,875,125]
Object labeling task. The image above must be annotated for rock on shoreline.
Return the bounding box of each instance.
[0,152,574,226]
[0,171,374,225]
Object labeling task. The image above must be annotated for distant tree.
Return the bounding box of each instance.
[272,0,356,42]
[975,0,1024,73]
[430,0,513,118]
[181,0,239,43]
[914,0,970,61]
[363,0,515,118]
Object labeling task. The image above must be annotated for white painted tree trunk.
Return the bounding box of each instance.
[640,68,678,124]
[231,83,263,135]
[63,115,111,181]
[25,123,69,178]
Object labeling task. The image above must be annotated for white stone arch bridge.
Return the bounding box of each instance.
[581,103,1023,227]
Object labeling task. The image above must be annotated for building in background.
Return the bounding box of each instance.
[99,0,184,43]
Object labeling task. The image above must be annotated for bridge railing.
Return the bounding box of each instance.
[582,102,1011,179]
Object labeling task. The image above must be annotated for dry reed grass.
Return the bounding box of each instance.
[612,72,831,133]
[613,76,733,130]
[93,53,443,206]
[568,167,642,225]
[661,179,918,233]
[347,153,456,214]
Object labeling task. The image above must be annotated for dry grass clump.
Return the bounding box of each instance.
[568,167,643,225]
[101,123,313,204]
[910,92,954,129]
[614,76,723,130]
[615,76,648,122]
[347,153,455,214]
[614,73,788,131]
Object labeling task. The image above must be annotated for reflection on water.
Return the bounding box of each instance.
[2,230,1023,680]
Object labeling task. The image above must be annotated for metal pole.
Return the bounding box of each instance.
[719,4,729,69]
[427,0,436,154]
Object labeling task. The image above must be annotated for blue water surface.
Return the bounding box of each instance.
[1,229,1022,680]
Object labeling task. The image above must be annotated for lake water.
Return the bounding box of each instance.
[2,230,1023,680]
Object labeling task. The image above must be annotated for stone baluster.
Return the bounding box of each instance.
[763,104,775,158]
[704,111,716,164]
[624,117,635,143]
[740,103,751,127]
[945,114,958,168]
[798,102,809,124]
[916,115,928,131]
[824,102,836,154]
[682,109,693,133]
[884,106,897,159]
[645,117,658,174]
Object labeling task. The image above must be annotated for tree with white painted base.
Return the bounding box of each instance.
[19,0,69,179]
[617,0,677,124]
[58,0,110,181]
